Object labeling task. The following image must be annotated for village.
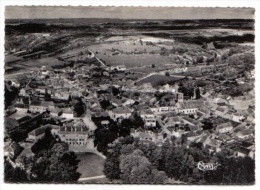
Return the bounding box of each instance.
[4,45,255,169]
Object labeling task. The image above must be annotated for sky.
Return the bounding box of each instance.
[5,6,255,20]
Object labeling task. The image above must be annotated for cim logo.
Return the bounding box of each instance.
[197,161,220,171]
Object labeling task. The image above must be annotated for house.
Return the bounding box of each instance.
[159,84,176,93]
[182,116,203,130]
[217,133,233,143]
[132,130,155,142]
[216,122,233,133]
[54,91,70,101]
[110,65,126,71]
[150,104,178,114]
[196,136,221,153]
[163,116,183,128]
[29,101,55,113]
[28,125,49,141]
[186,131,201,141]
[164,126,185,138]
[15,98,29,111]
[212,98,227,105]
[19,87,32,97]
[122,99,135,107]
[61,108,74,119]
[48,124,61,136]
[131,129,164,146]
[234,147,254,159]
[214,106,229,117]
[177,100,204,114]
[49,107,62,117]
[196,106,211,120]
[110,107,132,121]
[140,109,156,127]
[232,113,244,123]
[35,86,47,94]
[4,142,24,161]
[236,130,254,140]
[110,97,123,107]
[58,120,89,148]
[136,83,157,93]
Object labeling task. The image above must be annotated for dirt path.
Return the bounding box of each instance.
[78,175,106,181]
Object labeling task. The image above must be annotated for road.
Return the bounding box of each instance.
[88,49,108,68]
[78,175,106,182]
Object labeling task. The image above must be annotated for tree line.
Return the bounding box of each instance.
[104,136,255,184]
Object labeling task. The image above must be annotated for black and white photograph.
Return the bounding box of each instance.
[1,3,258,187]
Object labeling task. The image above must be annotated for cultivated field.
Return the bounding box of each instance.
[136,74,185,87]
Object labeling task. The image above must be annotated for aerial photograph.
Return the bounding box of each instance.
[3,6,255,184]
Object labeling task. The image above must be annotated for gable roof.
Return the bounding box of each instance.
[217,122,233,130]
[29,125,49,136]
[179,100,204,109]
[113,107,132,114]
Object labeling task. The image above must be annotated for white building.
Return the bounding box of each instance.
[140,109,156,127]
[29,101,55,113]
[216,122,233,133]
[28,125,50,141]
[58,120,89,146]
[177,100,204,114]
[110,107,132,121]
[111,65,126,71]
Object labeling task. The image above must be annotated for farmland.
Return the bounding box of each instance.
[136,74,185,87]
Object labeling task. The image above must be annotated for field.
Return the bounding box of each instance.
[86,35,176,68]
[76,153,105,178]
[99,53,173,68]
[136,74,185,87]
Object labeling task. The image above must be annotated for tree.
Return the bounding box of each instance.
[104,136,134,180]
[23,130,80,182]
[4,157,28,182]
[118,119,132,137]
[94,123,119,155]
[196,56,204,63]
[189,142,209,163]
[138,142,161,169]
[130,111,145,128]
[120,149,167,184]
[112,86,120,96]
[164,146,187,179]
[72,98,85,117]
[28,143,80,182]
[5,82,20,110]
[165,72,170,77]
[31,127,56,154]
[204,151,255,184]
[195,87,201,99]
[99,99,112,110]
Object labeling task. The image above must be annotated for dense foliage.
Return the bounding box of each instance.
[5,128,81,182]
[104,136,255,184]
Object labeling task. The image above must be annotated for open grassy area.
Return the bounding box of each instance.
[136,74,185,87]
[22,57,64,69]
[98,53,172,68]
[77,153,105,178]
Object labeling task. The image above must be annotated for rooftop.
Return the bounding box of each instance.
[113,107,132,114]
